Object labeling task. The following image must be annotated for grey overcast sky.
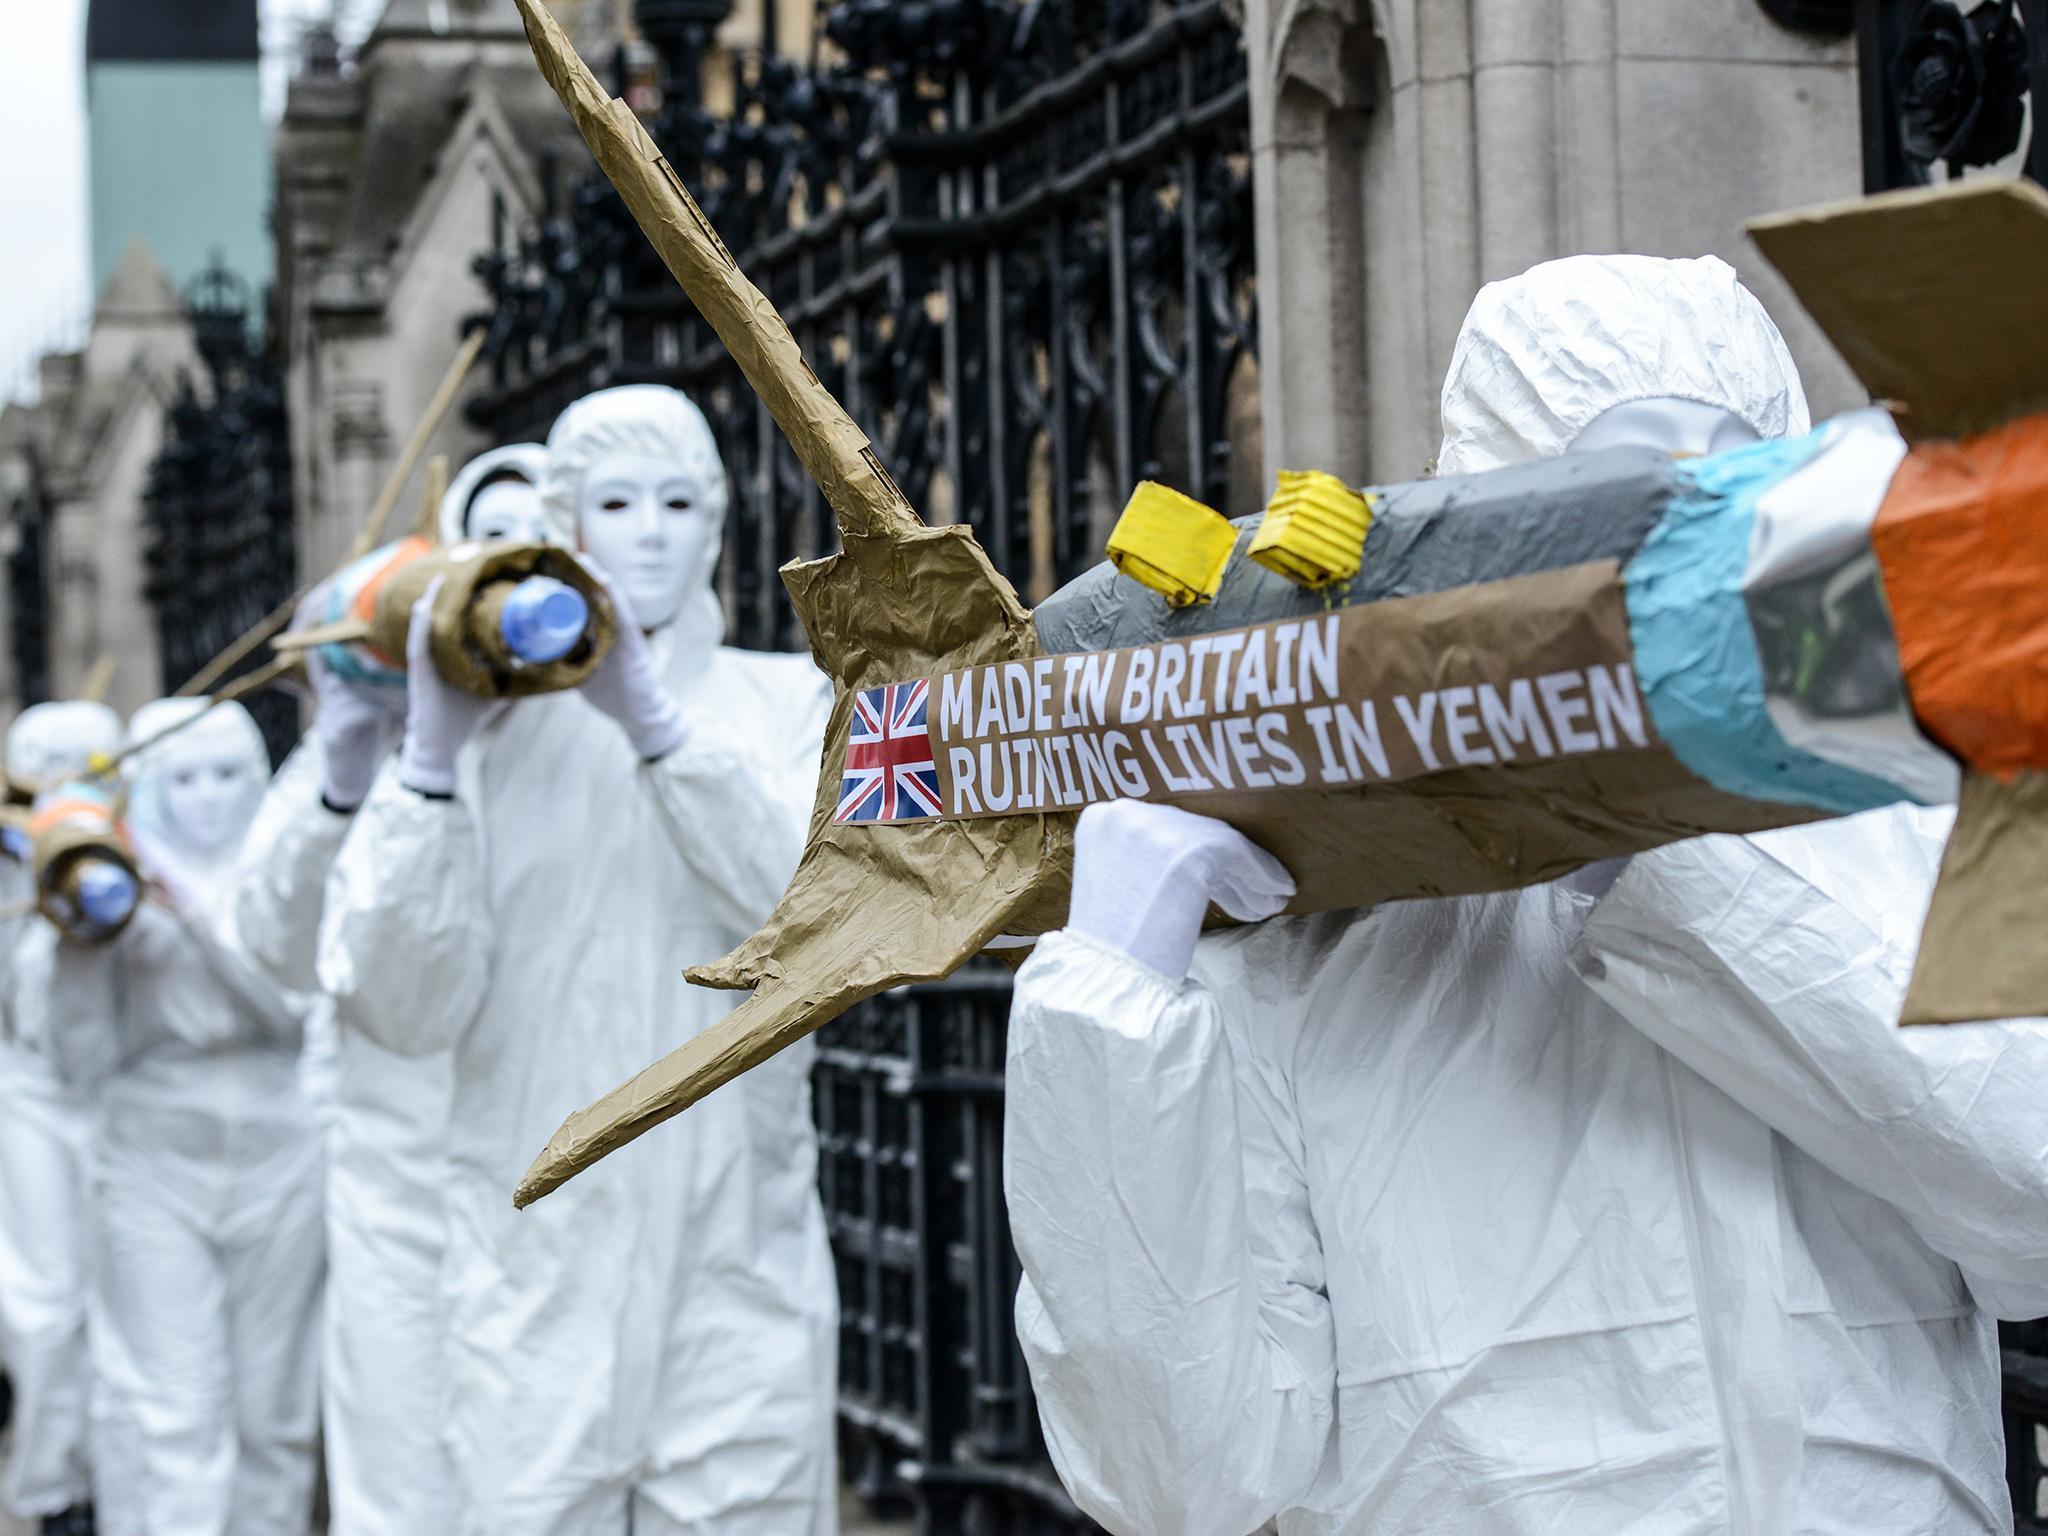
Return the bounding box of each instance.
[0,0,382,404]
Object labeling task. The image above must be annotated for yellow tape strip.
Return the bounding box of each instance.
[1105,481,1239,607]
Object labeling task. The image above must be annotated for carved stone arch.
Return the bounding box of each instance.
[1245,0,1385,488]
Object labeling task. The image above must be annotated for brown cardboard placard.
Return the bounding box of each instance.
[918,564,1646,825]
[1748,177,2048,441]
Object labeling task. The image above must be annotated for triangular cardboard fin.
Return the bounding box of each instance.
[1749,178,2048,441]
[508,0,1060,1206]
[1901,769,2048,1025]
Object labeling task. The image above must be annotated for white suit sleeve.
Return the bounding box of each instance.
[318,773,491,1058]
[232,740,353,992]
[1005,929,1336,1535]
[1575,828,2048,1319]
[175,906,307,1048]
[640,673,827,931]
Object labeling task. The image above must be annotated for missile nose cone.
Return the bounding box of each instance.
[75,859,138,930]
[499,576,590,665]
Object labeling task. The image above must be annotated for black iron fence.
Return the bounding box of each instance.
[5,455,51,711]
[141,265,299,762]
[468,1,1255,1526]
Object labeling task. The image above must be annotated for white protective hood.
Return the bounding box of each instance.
[1435,253,1811,476]
[7,701,120,790]
[438,442,548,546]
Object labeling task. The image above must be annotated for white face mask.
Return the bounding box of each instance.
[466,480,548,544]
[575,452,719,631]
[158,746,256,855]
[1568,396,1762,459]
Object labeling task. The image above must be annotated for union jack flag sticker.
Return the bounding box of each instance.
[836,681,943,823]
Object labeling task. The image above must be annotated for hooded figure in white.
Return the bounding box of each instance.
[437,441,550,545]
[228,439,545,1536]
[1004,254,2048,1535]
[319,385,838,1535]
[0,701,120,1528]
[49,698,323,1536]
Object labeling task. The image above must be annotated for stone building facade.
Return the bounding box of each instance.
[1244,0,1863,488]
[273,0,583,580]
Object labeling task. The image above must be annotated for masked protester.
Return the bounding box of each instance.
[0,702,119,1536]
[48,699,322,1536]
[226,441,543,1536]
[1003,255,2048,1535]
[439,441,549,545]
[320,385,838,1535]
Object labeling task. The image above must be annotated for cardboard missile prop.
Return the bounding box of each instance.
[506,0,2048,1203]
[20,778,140,942]
[274,536,616,698]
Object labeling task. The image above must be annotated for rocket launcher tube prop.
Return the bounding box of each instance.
[28,780,140,943]
[275,537,616,698]
[506,6,2048,1204]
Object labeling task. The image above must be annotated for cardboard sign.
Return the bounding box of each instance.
[840,561,1651,824]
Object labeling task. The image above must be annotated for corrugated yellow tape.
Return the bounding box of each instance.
[1105,481,1239,607]
[1248,470,1373,588]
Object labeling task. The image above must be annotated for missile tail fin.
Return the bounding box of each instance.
[1750,178,2048,441]
[1901,770,2048,1025]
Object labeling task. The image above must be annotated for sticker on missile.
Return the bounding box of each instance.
[837,559,1656,823]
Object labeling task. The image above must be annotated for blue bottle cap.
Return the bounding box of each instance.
[498,576,590,666]
[75,859,138,930]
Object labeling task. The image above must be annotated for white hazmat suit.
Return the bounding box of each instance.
[1005,255,2048,1534]
[0,702,120,1525]
[51,699,324,1536]
[320,386,839,1534]
[230,442,545,1536]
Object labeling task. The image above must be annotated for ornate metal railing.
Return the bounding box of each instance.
[1857,0,2047,188]
[142,265,298,761]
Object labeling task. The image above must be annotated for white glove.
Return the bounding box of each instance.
[294,589,403,811]
[576,566,687,761]
[1066,800,1296,981]
[398,579,498,797]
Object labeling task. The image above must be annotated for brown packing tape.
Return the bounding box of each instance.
[1748,178,2048,441]
[1900,770,2048,1026]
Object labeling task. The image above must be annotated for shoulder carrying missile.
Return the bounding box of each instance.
[504,1,2048,1205]
[275,537,616,698]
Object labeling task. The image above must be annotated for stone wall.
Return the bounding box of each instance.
[1244,0,1863,487]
